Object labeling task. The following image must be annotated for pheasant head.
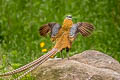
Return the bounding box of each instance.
[62,15,73,31]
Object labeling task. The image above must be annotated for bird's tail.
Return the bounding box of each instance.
[14,48,59,80]
[0,48,59,77]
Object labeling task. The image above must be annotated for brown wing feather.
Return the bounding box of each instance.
[77,22,95,37]
[39,22,56,36]
[39,24,50,36]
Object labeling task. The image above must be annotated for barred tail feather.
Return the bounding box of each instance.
[0,48,59,77]
[14,48,59,80]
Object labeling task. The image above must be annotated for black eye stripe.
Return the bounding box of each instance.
[67,16,72,18]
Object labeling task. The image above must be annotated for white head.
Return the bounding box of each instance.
[66,15,72,20]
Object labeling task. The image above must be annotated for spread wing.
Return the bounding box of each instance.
[69,22,95,38]
[39,22,61,37]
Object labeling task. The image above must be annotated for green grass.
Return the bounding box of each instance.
[0,0,120,79]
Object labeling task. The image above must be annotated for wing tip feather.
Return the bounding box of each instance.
[78,22,95,37]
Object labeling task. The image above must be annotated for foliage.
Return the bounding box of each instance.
[0,0,120,79]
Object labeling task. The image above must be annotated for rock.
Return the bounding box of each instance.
[71,50,120,74]
[32,50,120,80]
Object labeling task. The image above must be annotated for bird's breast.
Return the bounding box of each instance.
[62,19,73,31]
[54,31,71,50]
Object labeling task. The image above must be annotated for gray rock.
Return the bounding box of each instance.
[32,50,120,80]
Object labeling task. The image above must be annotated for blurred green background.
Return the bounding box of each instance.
[0,0,120,79]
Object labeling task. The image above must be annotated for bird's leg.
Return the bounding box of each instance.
[60,50,64,59]
[66,48,70,60]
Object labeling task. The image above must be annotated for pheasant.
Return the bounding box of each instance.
[0,15,95,80]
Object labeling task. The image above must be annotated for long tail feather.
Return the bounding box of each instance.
[14,48,58,80]
[0,48,59,77]
[14,48,59,80]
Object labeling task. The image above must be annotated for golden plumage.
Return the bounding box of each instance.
[54,19,73,50]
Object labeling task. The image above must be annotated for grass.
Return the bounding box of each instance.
[0,0,120,79]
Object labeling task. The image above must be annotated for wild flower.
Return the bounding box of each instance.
[42,49,47,52]
[40,42,45,48]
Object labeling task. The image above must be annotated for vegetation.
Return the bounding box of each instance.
[0,0,120,79]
